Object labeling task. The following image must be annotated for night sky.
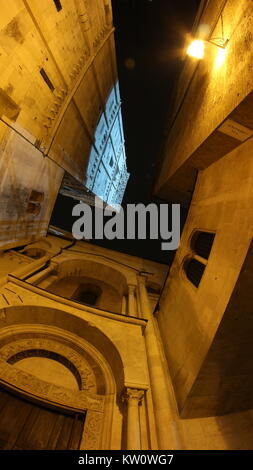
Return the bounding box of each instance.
[51,0,201,264]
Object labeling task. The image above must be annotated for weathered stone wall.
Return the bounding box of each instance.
[157,134,253,447]
[155,0,253,205]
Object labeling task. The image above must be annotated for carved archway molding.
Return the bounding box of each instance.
[0,338,97,393]
[0,304,125,393]
[0,323,116,395]
[0,359,104,413]
[0,323,118,450]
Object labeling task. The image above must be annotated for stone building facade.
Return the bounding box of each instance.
[0,0,129,250]
[153,0,253,450]
[0,0,253,451]
[0,232,168,450]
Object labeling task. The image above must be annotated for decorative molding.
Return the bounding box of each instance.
[128,284,136,295]
[0,322,117,397]
[42,88,68,138]
[93,25,111,51]
[123,387,145,405]
[0,359,104,412]
[5,276,147,330]
[138,274,149,285]
[81,410,104,450]
[0,337,97,393]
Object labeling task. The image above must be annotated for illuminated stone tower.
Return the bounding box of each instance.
[0,0,129,250]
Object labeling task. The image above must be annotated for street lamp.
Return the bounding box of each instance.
[187,37,229,60]
[187,39,205,59]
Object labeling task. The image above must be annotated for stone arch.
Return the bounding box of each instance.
[0,305,124,393]
[19,238,52,259]
[55,258,128,296]
[7,349,82,390]
[0,304,126,449]
[48,257,130,313]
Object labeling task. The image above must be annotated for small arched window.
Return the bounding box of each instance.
[184,230,215,288]
[184,258,206,288]
[191,231,215,260]
[79,291,98,305]
[71,283,102,306]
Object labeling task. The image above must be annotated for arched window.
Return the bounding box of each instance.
[191,231,215,260]
[71,283,102,306]
[184,258,206,288]
[78,291,98,305]
[184,230,215,288]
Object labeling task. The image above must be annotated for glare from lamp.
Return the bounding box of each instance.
[187,40,205,59]
[215,47,227,69]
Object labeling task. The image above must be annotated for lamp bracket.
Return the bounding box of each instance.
[206,38,229,49]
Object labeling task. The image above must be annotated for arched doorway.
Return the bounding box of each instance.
[0,305,125,449]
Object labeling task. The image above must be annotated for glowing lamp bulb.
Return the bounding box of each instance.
[187,39,205,59]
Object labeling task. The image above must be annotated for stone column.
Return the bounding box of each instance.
[27,265,56,285]
[123,388,145,450]
[121,295,127,315]
[136,288,142,318]
[138,275,151,320]
[38,274,58,289]
[127,284,137,317]
[10,255,52,280]
[137,274,181,450]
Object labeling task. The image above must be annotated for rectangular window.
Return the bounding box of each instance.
[27,202,41,216]
[26,190,44,216]
[40,68,55,92]
[29,190,44,203]
[53,0,62,12]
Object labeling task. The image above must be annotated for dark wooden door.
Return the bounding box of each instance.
[0,388,85,450]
